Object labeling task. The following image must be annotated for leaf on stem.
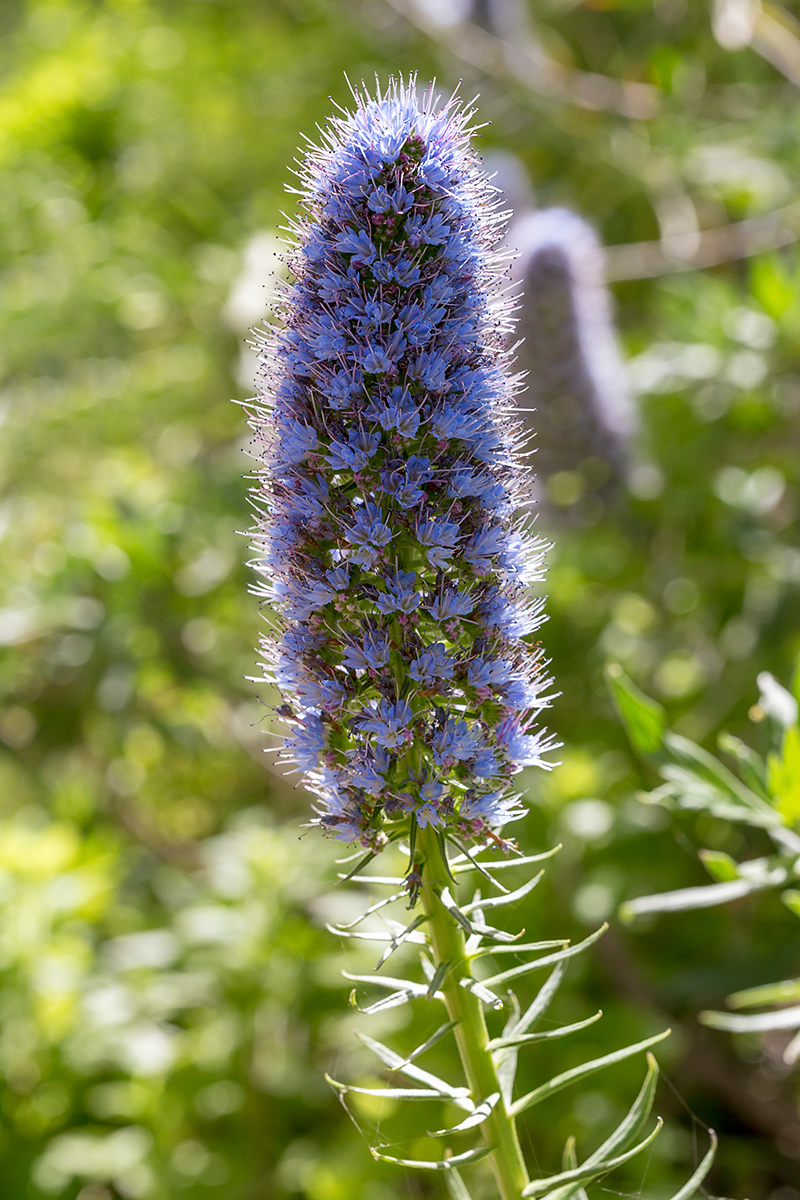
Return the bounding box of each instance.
[619,872,782,922]
[510,1029,670,1116]
[699,1004,800,1032]
[664,1131,717,1200]
[355,1030,472,1106]
[326,1075,470,1103]
[428,1092,500,1137]
[370,1145,493,1170]
[482,925,607,989]
[487,1010,603,1050]
[461,870,544,914]
[521,1119,663,1196]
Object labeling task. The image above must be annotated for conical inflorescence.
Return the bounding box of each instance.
[249,78,557,858]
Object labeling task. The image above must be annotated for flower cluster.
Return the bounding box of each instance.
[510,207,635,491]
[249,78,557,852]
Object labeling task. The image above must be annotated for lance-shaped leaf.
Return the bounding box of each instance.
[428,1092,500,1137]
[444,1167,474,1200]
[471,939,568,961]
[718,731,771,801]
[664,731,779,822]
[451,846,561,875]
[336,848,380,884]
[579,1053,658,1166]
[355,1031,473,1108]
[487,1010,603,1050]
[460,975,504,1009]
[664,1131,717,1200]
[699,1004,800,1032]
[438,887,522,943]
[727,976,800,1009]
[619,870,783,922]
[606,663,665,755]
[391,1021,457,1069]
[446,835,510,893]
[370,1145,493,1170]
[510,1029,670,1116]
[346,970,444,1013]
[506,961,567,1038]
[461,871,545,914]
[339,874,405,886]
[331,890,406,929]
[482,925,607,989]
[552,1137,589,1200]
[374,915,429,968]
[521,1119,663,1197]
[326,1075,470,1103]
[325,920,427,955]
[426,960,452,1000]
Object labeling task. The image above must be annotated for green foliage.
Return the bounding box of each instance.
[2,0,800,1195]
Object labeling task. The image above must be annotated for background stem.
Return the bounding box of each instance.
[419,825,530,1200]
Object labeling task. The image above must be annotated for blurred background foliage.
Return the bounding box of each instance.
[1,0,800,1196]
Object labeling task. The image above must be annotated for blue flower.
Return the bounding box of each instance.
[251,77,557,848]
[409,643,455,685]
[375,569,421,615]
[341,633,391,672]
[426,589,475,620]
[283,713,325,772]
[360,699,414,750]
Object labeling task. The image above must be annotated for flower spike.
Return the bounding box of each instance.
[249,75,557,857]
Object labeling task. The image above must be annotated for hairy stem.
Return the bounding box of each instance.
[419,825,529,1200]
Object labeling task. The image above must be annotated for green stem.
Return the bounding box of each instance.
[419,825,529,1200]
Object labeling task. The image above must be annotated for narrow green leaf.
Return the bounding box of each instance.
[483,925,607,989]
[728,976,800,1009]
[698,849,740,882]
[717,731,770,801]
[355,1031,471,1106]
[391,1021,458,1068]
[326,1075,469,1102]
[664,732,778,820]
[371,1145,492,1170]
[461,870,544,914]
[505,962,568,1040]
[428,1092,499,1137]
[471,939,568,960]
[699,1004,800,1032]
[606,663,665,754]
[619,877,768,923]
[452,846,562,875]
[375,914,429,968]
[487,1010,602,1050]
[783,888,800,917]
[446,834,510,893]
[581,1053,659,1166]
[331,890,406,929]
[521,1119,663,1196]
[426,959,452,1000]
[336,848,378,884]
[339,874,405,885]
[459,975,504,1009]
[664,1132,717,1200]
[510,1030,670,1116]
[444,1168,474,1200]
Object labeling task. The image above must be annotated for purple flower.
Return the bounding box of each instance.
[409,643,455,685]
[375,569,421,615]
[360,699,414,750]
[249,77,557,847]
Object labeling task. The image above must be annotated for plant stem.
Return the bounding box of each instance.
[419,824,529,1200]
